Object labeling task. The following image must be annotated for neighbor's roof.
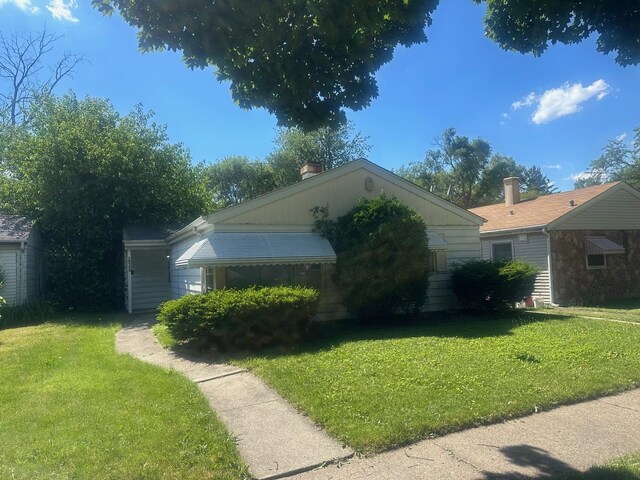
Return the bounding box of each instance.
[469,182,620,233]
[0,215,34,242]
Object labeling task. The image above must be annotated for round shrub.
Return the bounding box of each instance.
[329,194,430,319]
[452,259,538,311]
[157,286,319,350]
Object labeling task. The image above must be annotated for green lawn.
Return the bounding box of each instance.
[562,452,640,479]
[0,315,248,480]
[232,313,640,454]
[550,298,640,324]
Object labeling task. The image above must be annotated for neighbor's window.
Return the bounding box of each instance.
[586,254,606,269]
[226,265,261,289]
[492,242,513,262]
[295,264,322,289]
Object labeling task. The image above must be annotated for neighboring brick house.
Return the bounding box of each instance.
[469,178,640,306]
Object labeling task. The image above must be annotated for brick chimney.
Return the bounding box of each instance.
[503,177,521,207]
[300,162,322,180]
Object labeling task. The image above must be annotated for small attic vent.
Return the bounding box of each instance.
[568,200,576,207]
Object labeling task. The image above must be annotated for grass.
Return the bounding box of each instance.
[228,312,640,454]
[0,314,248,480]
[561,452,640,479]
[550,298,640,324]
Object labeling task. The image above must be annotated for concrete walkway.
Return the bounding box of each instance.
[115,316,353,480]
[292,389,640,479]
[117,316,640,480]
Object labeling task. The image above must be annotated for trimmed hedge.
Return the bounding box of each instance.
[452,259,539,311]
[157,286,320,350]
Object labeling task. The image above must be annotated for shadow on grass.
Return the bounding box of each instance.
[217,310,568,363]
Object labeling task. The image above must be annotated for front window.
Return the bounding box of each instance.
[492,242,513,262]
[225,264,322,290]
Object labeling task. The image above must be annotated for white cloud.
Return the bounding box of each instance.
[544,164,562,170]
[569,172,600,182]
[46,0,78,22]
[511,92,536,110]
[0,0,79,20]
[532,80,610,124]
[0,0,40,14]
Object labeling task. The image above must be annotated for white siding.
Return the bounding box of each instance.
[170,238,203,299]
[0,247,19,306]
[558,189,640,230]
[130,249,170,311]
[480,232,551,303]
[426,225,481,311]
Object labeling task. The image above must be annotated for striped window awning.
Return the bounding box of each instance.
[585,236,625,255]
[175,232,336,268]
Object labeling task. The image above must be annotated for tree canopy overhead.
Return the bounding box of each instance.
[94,0,639,129]
[94,0,438,129]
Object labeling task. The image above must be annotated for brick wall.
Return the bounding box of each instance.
[550,230,640,305]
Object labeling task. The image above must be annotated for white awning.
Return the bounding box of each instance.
[427,231,447,250]
[175,232,336,268]
[585,236,625,255]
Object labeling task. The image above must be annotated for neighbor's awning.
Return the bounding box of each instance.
[426,231,447,250]
[585,236,625,255]
[175,232,336,268]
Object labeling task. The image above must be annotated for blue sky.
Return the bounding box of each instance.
[1,0,639,191]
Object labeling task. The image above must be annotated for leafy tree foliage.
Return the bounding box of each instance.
[315,195,429,319]
[575,127,640,190]
[93,0,438,128]
[0,27,84,126]
[0,93,210,309]
[205,156,276,208]
[204,122,370,206]
[479,0,640,67]
[397,128,554,208]
[93,0,638,128]
[268,121,370,188]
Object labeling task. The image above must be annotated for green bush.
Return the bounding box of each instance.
[0,302,55,330]
[315,194,429,319]
[452,259,538,311]
[157,286,320,350]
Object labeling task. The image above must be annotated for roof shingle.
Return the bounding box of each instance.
[469,182,619,233]
[0,215,34,242]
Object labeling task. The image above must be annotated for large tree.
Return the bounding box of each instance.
[0,27,84,126]
[397,128,554,207]
[93,0,639,128]
[575,127,640,190]
[0,93,210,309]
[205,156,276,208]
[268,121,370,187]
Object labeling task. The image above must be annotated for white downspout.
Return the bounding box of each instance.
[542,228,556,306]
[127,249,133,314]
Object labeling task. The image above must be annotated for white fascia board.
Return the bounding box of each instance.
[123,240,168,249]
[479,225,546,237]
[166,216,209,244]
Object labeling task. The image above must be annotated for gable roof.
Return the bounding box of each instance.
[469,182,621,233]
[168,159,484,243]
[0,215,34,242]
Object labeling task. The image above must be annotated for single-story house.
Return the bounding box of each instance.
[0,215,44,306]
[124,159,484,319]
[469,177,640,306]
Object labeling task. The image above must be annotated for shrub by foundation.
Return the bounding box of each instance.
[452,259,538,311]
[157,286,320,349]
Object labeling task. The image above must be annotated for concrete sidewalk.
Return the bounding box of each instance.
[116,316,353,480]
[292,389,640,479]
